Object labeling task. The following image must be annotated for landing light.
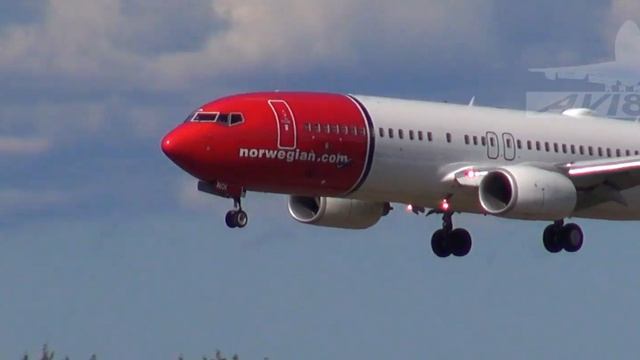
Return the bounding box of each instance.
[464,169,488,178]
[440,199,450,212]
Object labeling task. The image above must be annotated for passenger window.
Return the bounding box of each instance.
[545,142,550,152]
[446,133,452,143]
[399,129,404,139]
[428,132,433,142]
[616,149,622,157]
[553,143,559,153]
[379,128,384,138]
[193,112,219,122]
[562,144,567,154]
[636,150,639,156]
[516,139,522,149]
[579,145,584,155]
[473,136,478,146]
[506,138,512,148]
[490,137,495,147]
[409,130,415,141]
[598,147,603,157]
[527,140,532,150]
[607,148,612,157]
[388,128,394,139]
[418,131,424,141]
[570,145,575,154]
[481,137,486,146]
[626,149,631,156]
[536,141,541,151]
[464,135,470,145]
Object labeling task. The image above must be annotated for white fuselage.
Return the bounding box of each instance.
[351,95,640,220]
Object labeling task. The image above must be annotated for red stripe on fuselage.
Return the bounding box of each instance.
[164,92,371,197]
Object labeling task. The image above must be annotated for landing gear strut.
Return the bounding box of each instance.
[225,197,248,229]
[430,211,472,258]
[543,220,583,253]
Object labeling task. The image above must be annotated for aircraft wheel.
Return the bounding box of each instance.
[450,228,472,257]
[234,210,249,228]
[543,224,563,253]
[560,223,583,253]
[431,229,451,258]
[225,210,238,228]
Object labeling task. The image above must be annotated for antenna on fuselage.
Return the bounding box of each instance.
[468,96,476,107]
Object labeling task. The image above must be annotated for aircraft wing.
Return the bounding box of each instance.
[449,157,640,210]
[559,157,640,208]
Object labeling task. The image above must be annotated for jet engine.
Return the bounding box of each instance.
[478,166,577,220]
[288,196,385,229]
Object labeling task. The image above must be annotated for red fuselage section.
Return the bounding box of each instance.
[162,92,374,197]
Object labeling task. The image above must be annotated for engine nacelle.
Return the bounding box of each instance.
[288,196,385,229]
[478,166,577,220]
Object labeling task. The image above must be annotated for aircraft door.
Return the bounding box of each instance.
[502,132,516,161]
[486,131,500,159]
[269,100,297,149]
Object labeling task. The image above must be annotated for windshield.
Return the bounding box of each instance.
[187,111,245,126]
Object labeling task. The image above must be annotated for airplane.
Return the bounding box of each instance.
[162,91,640,258]
[530,20,640,91]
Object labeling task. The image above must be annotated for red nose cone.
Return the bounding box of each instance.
[161,133,176,159]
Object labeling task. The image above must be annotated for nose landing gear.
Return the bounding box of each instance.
[225,198,248,229]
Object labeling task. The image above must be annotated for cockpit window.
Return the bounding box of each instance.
[189,111,245,126]
[184,112,196,122]
[229,113,245,125]
[217,113,245,126]
[192,112,219,122]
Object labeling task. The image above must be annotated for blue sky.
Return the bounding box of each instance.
[1,1,640,359]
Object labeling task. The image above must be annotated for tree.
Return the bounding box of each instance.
[40,344,54,360]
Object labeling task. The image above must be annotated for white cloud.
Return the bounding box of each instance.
[149,0,497,87]
[0,0,498,88]
[0,137,50,155]
[0,189,70,216]
[610,0,640,23]
[178,177,217,211]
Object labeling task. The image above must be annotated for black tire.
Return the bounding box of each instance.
[234,210,248,228]
[543,225,562,253]
[450,228,472,257]
[431,229,451,258]
[561,223,583,253]
[225,210,238,228]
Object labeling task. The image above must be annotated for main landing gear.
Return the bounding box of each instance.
[542,220,584,253]
[430,211,472,258]
[225,197,248,229]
